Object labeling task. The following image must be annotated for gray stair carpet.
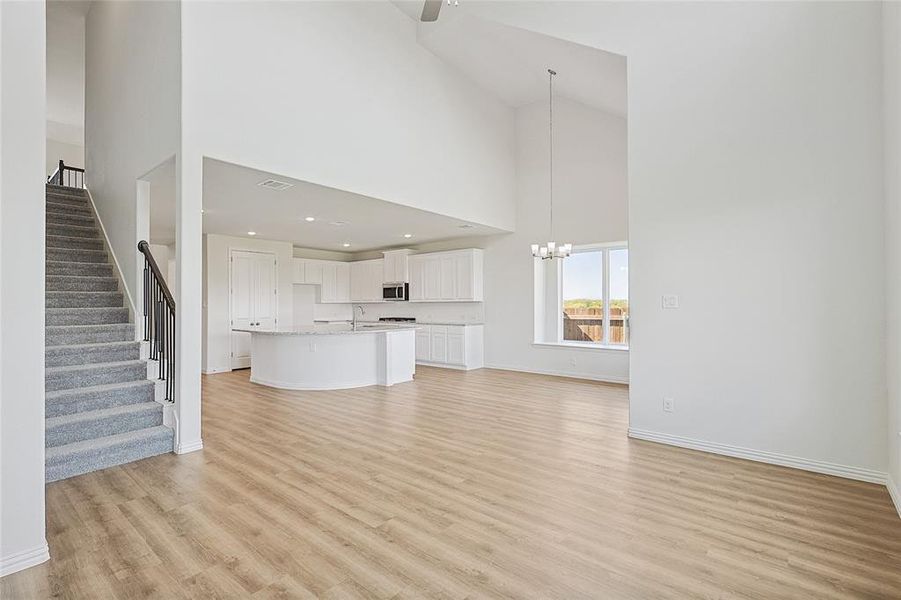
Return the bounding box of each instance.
[44,184,173,483]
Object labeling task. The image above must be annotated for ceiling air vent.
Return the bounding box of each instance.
[257,179,294,191]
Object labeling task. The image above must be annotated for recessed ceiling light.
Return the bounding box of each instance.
[342,242,351,248]
[403,233,413,239]
[458,224,475,229]
[247,231,257,236]
[201,209,205,214]
[329,221,348,227]
[304,216,315,222]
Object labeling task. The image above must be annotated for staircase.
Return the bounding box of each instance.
[44,183,173,482]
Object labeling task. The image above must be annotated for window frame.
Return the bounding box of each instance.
[556,242,629,350]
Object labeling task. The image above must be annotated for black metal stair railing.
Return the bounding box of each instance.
[137,241,176,403]
[47,159,86,189]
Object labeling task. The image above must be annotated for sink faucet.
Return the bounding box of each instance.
[353,305,365,330]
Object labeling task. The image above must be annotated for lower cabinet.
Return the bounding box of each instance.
[415,324,483,370]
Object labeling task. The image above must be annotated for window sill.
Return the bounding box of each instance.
[532,341,629,352]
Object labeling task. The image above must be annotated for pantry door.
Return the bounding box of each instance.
[230,250,278,369]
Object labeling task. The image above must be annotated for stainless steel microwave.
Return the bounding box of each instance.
[382,282,409,301]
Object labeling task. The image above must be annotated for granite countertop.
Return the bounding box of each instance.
[355,320,484,327]
[232,324,417,336]
[415,321,484,326]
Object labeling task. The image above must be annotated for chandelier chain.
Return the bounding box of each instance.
[549,68,555,241]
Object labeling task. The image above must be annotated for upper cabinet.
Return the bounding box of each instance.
[292,248,482,304]
[382,250,410,283]
[292,258,349,303]
[408,249,483,302]
[321,261,350,303]
[350,259,384,302]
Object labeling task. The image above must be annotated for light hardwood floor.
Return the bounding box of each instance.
[3,367,901,599]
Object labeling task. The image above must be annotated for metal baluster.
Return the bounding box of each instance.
[158,298,165,380]
[143,261,150,341]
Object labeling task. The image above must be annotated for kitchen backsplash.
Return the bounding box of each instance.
[292,283,484,325]
[355,301,484,324]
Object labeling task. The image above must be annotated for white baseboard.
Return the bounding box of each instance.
[0,543,49,578]
[485,362,629,385]
[888,475,901,519]
[628,428,887,485]
[175,439,203,454]
[416,361,474,371]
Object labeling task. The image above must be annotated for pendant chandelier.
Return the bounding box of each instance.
[531,68,571,260]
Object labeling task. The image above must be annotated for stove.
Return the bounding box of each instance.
[378,317,416,323]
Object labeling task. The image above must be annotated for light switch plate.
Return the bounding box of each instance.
[662,294,680,309]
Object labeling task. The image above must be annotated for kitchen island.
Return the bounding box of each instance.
[232,324,416,390]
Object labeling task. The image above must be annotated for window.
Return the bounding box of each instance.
[560,245,628,347]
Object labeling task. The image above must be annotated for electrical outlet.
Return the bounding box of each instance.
[569,357,577,367]
[663,397,675,412]
[662,294,680,309]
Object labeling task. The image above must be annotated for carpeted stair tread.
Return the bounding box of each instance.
[47,248,107,263]
[47,308,130,326]
[45,197,89,209]
[45,341,140,367]
[46,212,96,227]
[46,235,104,251]
[46,201,92,214]
[45,360,147,392]
[47,223,99,239]
[46,275,119,292]
[46,184,87,195]
[46,402,163,448]
[45,426,173,482]
[46,290,123,308]
[46,380,154,417]
[47,260,113,277]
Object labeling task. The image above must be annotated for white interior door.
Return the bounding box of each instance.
[230,250,277,370]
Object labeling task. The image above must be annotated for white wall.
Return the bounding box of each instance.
[46,2,84,175]
[469,1,887,479]
[203,234,294,374]
[181,0,515,232]
[85,0,180,308]
[45,137,84,177]
[84,1,200,453]
[0,0,49,577]
[483,98,630,383]
[884,0,901,508]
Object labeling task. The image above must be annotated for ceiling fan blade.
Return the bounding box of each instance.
[421,0,442,22]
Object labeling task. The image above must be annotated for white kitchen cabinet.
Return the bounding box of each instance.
[293,259,324,285]
[320,261,350,303]
[408,249,483,302]
[415,328,431,361]
[382,250,410,283]
[408,258,424,301]
[414,324,483,370]
[292,258,305,284]
[350,259,384,302]
[430,326,448,363]
[447,328,465,365]
[293,258,350,303]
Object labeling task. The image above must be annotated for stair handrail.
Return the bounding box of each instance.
[47,159,86,189]
[138,240,176,403]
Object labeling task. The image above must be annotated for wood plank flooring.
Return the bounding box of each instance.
[3,367,900,599]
